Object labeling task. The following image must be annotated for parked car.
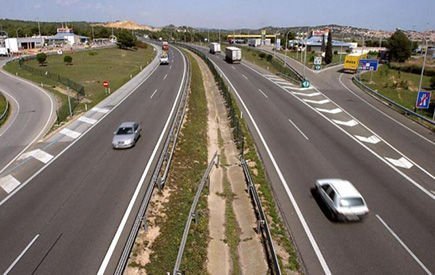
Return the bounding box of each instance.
[315,179,369,221]
[112,122,141,149]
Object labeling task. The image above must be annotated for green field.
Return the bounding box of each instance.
[360,65,433,117]
[4,46,155,123]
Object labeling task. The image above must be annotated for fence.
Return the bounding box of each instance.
[18,58,85,96]
[353,77,435,126]
[173,152,219,275]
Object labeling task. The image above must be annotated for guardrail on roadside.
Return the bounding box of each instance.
[257,48,305,83]
[353,77,435,126]
[241,157,282,275]
[114,45,191,275]
[0,92,9,123]
[173,152,219,275]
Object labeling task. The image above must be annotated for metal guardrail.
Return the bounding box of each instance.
[241,157,282,275]
[114,45,191,275]
[173,152,219,275]
[257,48,305,82]
[0,92,9,123]
[353,77,435,126]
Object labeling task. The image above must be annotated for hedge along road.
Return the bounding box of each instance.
[0,58,56,175]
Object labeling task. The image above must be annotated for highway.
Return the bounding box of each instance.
[0,58,56,174]
[0,46,187,274]
[191,45,434,274]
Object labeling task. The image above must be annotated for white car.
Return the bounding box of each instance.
[315,179,369,221]
[160,53,169,65]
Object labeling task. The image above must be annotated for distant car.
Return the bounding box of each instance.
[315,179,369,221]
[112,122,141,149]
[160,53,169,65]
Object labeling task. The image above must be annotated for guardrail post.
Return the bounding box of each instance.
[191,212,197,224]
[142,216,148,232]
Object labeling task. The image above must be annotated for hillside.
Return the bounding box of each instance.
[93,21,161,32]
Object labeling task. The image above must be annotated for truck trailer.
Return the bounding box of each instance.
[343,53,367,73]
[209,42,221,54]
[248,38,261,47]
[225,47,242,63]
[162,41,169,52]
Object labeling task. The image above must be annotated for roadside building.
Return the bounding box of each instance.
[45,26,88,46]
[4,37,44,53]
[289,29,352,53]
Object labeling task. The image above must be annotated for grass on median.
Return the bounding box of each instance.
[144,49,209,274]
[0,92,9,126]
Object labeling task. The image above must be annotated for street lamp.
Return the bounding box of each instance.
[16,28,21,38]
[284,30,292,66]
[303,28,309,80]
[416,37,428,113]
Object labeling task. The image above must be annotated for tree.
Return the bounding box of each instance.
[325,31,333,64]
[430,75,435,90]
[387,30,412,62]
[117,29,136,49]
[36,53,47,66]
[321,34,326,52]
[64,55,73,65]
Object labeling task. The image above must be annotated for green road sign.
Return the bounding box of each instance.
[314,65,321,70]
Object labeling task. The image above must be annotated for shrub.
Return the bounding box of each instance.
[266,54,273,62]
[430,75,435,90]
[64,55,73,65]
[88,51,98,56]
[135,40,148,49]
[36,53,47,66]
[258,52,266,59]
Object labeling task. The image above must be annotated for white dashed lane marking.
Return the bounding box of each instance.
[18,149,53,164]
[385,157,413,169]
[316,108,342,114]
[0,175,21,194]
[60,128,81,139]
[258,89,268,98]
[78,116,97,125]
[332,119,359,127]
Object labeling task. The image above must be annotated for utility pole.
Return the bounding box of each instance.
[416,38,428,112]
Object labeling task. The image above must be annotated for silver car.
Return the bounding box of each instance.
[315,179,369,222]
[112,122,141,149]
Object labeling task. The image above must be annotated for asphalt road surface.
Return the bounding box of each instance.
[0,58,56,174]
[193,45,434,275]
[0,46,187,274]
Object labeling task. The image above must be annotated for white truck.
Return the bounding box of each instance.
[0,47,8,56]
[225,47,242,63]
[209,42,221,54]
[160,52,169,65]
[248,38,261,47]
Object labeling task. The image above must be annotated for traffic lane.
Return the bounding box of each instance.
[211,58,434,273]
[0,67,55,172]
[0,49,185,274]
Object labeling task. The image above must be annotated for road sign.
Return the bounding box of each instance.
[416,91,431,109]
[314,64,321,70]
[314,56,322,65]
[103,80,109,88]
[359,59,379,71]
[301,80,310,88]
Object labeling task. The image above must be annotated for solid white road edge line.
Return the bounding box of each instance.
[0,45,161,207]
[3,234,40,274]
[243,63,435,200]
[212,59,332,275]
[97,46,186,274]
[0,71,55,175]
[338,73,435,146]
[376,215,431,275]
[288,119,309,140]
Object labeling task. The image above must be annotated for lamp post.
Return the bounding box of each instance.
[416,37,428,113]
[16,28,21,38]
[303,28,309,80]
[284,30,291,66]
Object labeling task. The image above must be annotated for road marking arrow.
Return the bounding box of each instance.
[385,157,413,169]
[316,108,342,114]
[292,92,321,97]
[332,119,359,127]
[355,135,381,144]
[303,99,330,105]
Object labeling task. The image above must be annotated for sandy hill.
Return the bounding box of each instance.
[94,21,161,32]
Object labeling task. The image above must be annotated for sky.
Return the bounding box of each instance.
[1,0,434,31]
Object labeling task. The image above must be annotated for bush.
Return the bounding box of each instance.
[64,55,73,65]
[259,52,266,59]
[135,40,148,49]
[36,53,47,66]
[88,51,98,56]
[333,50,338,55]
[266,54,273,62]
[430,75,435,90]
